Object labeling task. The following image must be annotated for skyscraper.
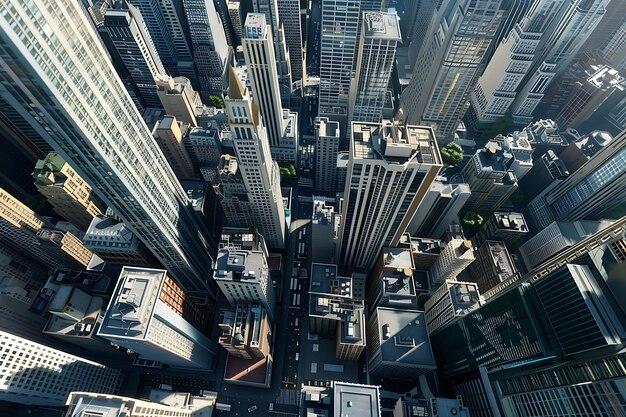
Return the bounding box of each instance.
[428,239,475,287]
[0,330,122,406]
[277,0,303,82]
[224,66,286,248]
[103,2,167,108]
[98,267,218,369]
[314,117,341,192]
[398,0,506,143]
[156,75,203,126]
[152,116,196,179]
[0,0,216,294]
[528,129,626,229]
[340,122,442,271]
[227,1,243,45]
[32,152,104,231]
[242,13,298,163]
[182,0,230,96]
[349,11,400,124]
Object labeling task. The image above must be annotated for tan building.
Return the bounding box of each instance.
[32,153,103,231]
[156,76,203,126]
[152,116,196,179]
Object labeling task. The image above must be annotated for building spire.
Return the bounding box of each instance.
[227,65,245,100]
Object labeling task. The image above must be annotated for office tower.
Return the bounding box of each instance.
[224,67,286,249]
[152,116,196,179]
[213,239,275,320]
[424,280,481,334]
[314,117,341,192]
[468,240,517,293]
[156,76,203,126]
[461,140,519,216]
[310,200,341,264]
[428,239,475,287]
[0,331,121,406]
[227,0,243,45]
[277,0,303,82]
[366,307,436,378]
[367,247,418,313]
[554,65,624,130]
[242,13,299,163]
[219,301,271,362]
[476,212,527,248]
[597,2,626,70]
[528,129,626,229]
[333,382,382,417]
[98,267,218,369]
[340,122,442,271]
[308,264,366,360]
[499,132,534,180]
[510,0,609,124]
[83,210,160,267]
[0,0,217,294]
[182,0,230,96]
[519,151,569,202]
[519,220,614,270]
[211,155,256,227]
[398,0,506,143]
[103,2,167,109]
[251,0,292,106]
[349,12,401,124]
[522,119,569,157]
[559,130,613,173]
[188,127,225,170]
[318,0,361,134]
[32,153,104,231]
[400,235,443,270]
[407,177,471,239]
[65,391,217,417]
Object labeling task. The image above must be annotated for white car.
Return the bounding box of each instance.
[248,405,257,413]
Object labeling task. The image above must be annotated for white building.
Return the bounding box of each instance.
[340,122,442,271]
[242,13,298,164]
[424,280,481,334]
[350,12,401,124]
[98,267,218,370]
[65,390,217,417]
[0,0,217,294]
[0,331,121,406]
[225,66,286,249]
[314,117,341,192]
[428,239,475,287]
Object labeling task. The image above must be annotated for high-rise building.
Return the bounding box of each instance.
[559,130,613,173]
[408,176,471,239]
[510,0,609,125]
[424,280,481,334]
[277,0,303,82]
[211,155,257,227]
[366,307,436,378]
[476,211,529,248]
[0,0,217,294]
[349,11,401,124]
[366,247,418,313]
[242,13,299,164]
[251,0,292,107]
[152,116,196,179]
[468,240,517,294]
[218,301,272,359]
[314,117,341,193]
[398,0,507,143]
[66,391,217,417]
[428,239,475,287]
[340,122,442,271]
[333,382,382,417]
[98,267,218,369]
[182,0,230,95]
[310,200,341,264]
[227,0,243,45]
[213,235,275,320]
[156,76,203,126]
[224,66,286,248]
[528,129,626,229]
[318,0,362,135]
[103,2,167,109]
[461,139,519,216]
[32,153,104,231]
[0,331,122,406]
[83,209,161,267]
[518,150,569,202]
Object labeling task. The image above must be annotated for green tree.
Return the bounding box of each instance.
[462,211,483,231]
[208,95,224,108]
[441,142,463,165]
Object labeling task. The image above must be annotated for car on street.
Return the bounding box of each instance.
[248,405,257,412]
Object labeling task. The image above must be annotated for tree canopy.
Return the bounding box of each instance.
[441,142,463,165]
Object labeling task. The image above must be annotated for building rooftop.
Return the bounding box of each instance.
[483,241,515,282]
[352,122,441,165]
[333,382,381,417]
[448,281,481,315]
[219,302,267,351]
[224,354,271,386]
[214,248,267,284]
[492,212,528,233]
[409,237,442,255]
[243,13,267,39]
[363,12,401,41]
[98,267,166,339]
[586,64,624,90]
[381,247,414,270]
[83,215,139,251]
[572,130,613,158]
[372,307,436,369]
[524,119,568,146]
[180,180,208,213]
[316,117,340,138]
